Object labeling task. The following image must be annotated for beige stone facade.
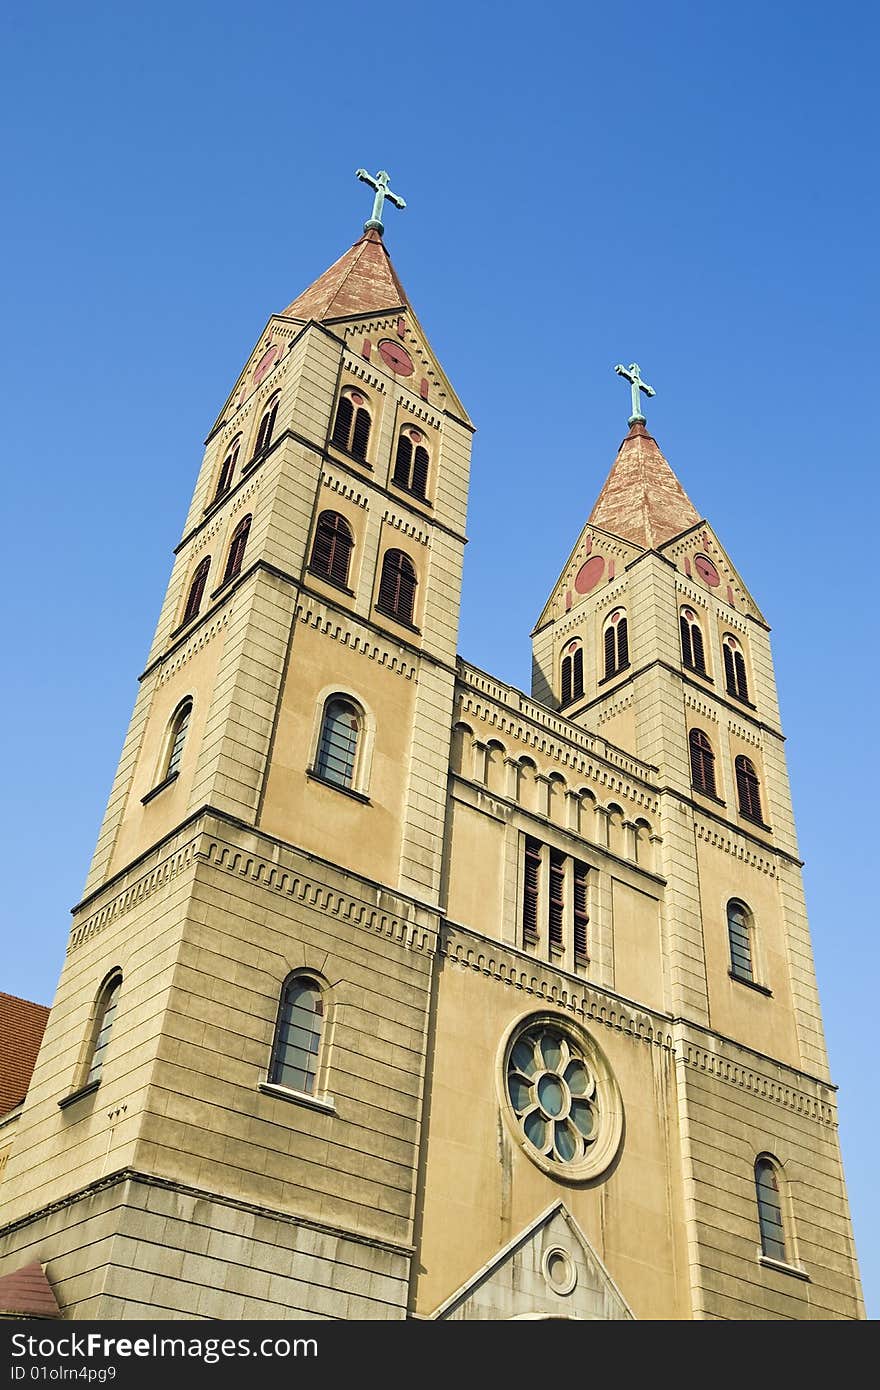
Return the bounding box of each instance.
[0,229,864,1319]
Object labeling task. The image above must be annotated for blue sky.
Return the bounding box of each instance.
[2,2,877,1317]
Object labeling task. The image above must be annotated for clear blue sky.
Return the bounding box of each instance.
[2,2,877,1317]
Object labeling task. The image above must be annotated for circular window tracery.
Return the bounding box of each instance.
[499,1013,623,1182]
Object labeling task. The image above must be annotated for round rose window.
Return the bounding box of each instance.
[499,1013,623,1182]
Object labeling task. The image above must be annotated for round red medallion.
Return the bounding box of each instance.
[378,340,414,375]
[574,555,605,594]
[694,554,720,587]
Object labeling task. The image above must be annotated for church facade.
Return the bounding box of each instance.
[0,185,865,1320]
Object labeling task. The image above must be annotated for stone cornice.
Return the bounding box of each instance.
[673,1027,837,1127]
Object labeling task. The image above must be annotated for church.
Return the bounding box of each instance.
[0,171,865,1320]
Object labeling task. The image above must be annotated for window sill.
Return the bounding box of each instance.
[329,443,373,471]
[597,664,630,687]
[726,689,756,710]
[758,1254,810,1282]
[141,771,179,805]
[306,769,370,804]
[258,1082,336,1115]
[203,488,232,516]
[739,811,772,832]
[390,479,432,508]
[240,455,265,477]
[691,786,726,807]
[683,664,713,683]
[210,576,240,600]
[729,971,772,997]
[58,1080,101,1110]
[374,605,421,634]
[306,567,355,597]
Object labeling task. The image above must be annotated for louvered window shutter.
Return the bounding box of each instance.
[332,395,353,449]
[691,623,705,673]
[394,434,412,486]
[573,646,584,700]
[680,614,692,667]
[723,643,736,695]
[561,655,572,706]
[573,862,589,962]
[735,650,749,701]
[604,625,616,679]
[548,851,565,950]
[351,407,371,460]
[411,445,429,497]
[183,558,210,624]
[617,617,629,668]
[523,838,541,945]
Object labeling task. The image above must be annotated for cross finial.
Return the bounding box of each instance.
[355,168,406,236]
[614,362,656,425]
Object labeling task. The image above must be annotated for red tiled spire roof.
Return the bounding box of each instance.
[281,229,408,321]
[0,1263,61,1319]
[0,991,50,1116]
[587,421,701,549]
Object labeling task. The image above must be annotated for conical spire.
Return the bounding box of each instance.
[280,229,408,322]
[587,421,701,549]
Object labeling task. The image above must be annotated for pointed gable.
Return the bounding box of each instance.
[0,1263,61,1319]
[281,229,407,322]
[588,421,701,549]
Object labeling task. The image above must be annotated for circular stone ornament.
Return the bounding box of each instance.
[497,1012,623,1182]
[542,1247,577,1296]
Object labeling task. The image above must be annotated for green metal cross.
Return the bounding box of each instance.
[614,362,656,425]
[356,168,406,235]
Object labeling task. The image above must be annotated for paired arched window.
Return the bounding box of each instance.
[331,388,371,461]
[727,899,754,982]
[560,640,584,706]
[755,1157,788,1262]
[84,974,122,1087]
[393,426,430,498]
[377,549,417,625]
[252,393,280,459]
[164,699,193,780]
[315,698,361,789]
[222,514,251,586]
[309,511,353,588]
[735,755,763,823]
[689,728,717,797]
[213,436,241,502]
[603,609,628,679]
[680,607,706,674]
[723,634,750,702]
[181,557,210,626]
[269,975,325,1096]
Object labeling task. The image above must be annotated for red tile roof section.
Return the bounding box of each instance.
[587,421,701,549]
[0,1263,61,1319]
[281,229,408,322]
[0,991,50,1117]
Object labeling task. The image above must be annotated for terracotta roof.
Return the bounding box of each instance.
[281,229,408,321]
[0,991,50,1117]
[0,1263,61,1319]
[587,421,701,549]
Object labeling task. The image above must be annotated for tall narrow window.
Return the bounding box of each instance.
[727,899,754,982]
[181,558,210,626]
[736,755,763,823]
[309,511,353,588]
[573,861,590,963]
[548,850,565,953]
[755,1157,787,1262]
[269,975,324,1096]
[377,549,417,625]
[252,394,280,459]
[331,388,371,461]
[393,427,430,498]
[689,728,717,797]
[560,640,584,706]
[213,437,241,501]
[723,634,750,702]
[603,609,628,679]
[523,837,541,946]
[164,699,192,780]
[680,607,706,674]
[222,514,251,585]
[85,975,122,1087]
[315,698,360,789]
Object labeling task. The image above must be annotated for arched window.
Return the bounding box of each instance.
[560,640,584,707]
[393,426,430,498]
[309,511,354,588]
[727,899,754,982]
[603,609,629,680]
[222,514,251,585]
[680,607,706,674]
[315,697,361,789]
[755,1157,787,1262]
[269,975,325,1096]
[689,728,717,797]
[252,393,280,459]
[736,755,763,823]
[181,557,210,626]
[84,974,122,1087]
[377,549,417,625]
[723,634,750,702]
[164,699,193,780]
[213,436,241,502]
[331,388,371,461]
